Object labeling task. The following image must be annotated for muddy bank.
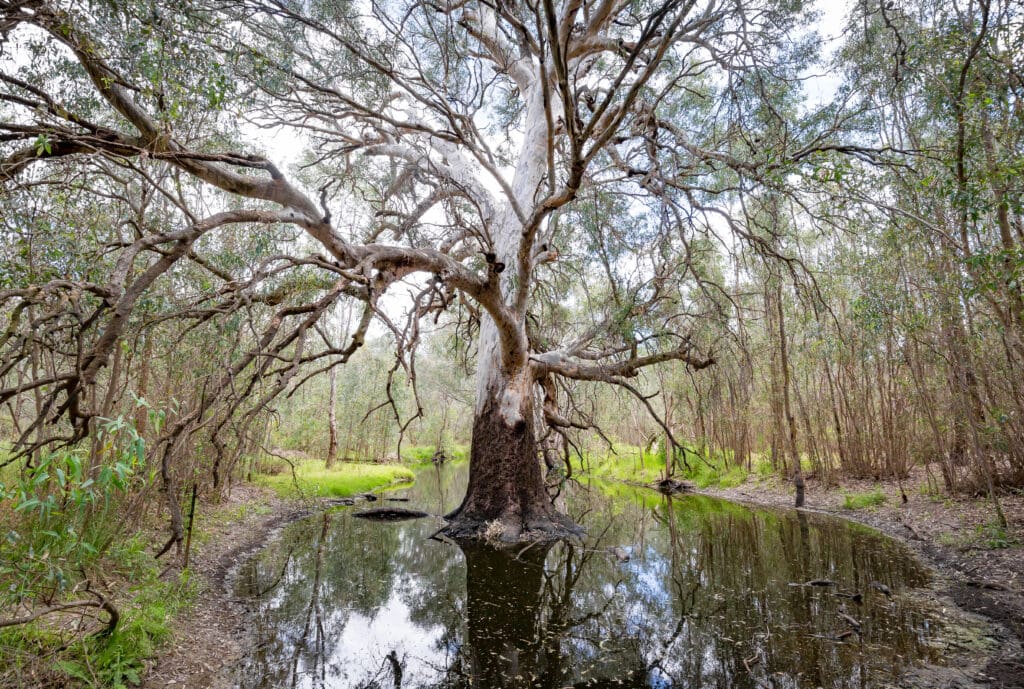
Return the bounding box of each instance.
[703,470,1024,689]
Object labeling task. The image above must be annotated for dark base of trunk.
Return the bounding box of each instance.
[442,509,584,543]
[442,395,583,544]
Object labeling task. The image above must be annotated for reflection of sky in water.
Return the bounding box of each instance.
[627,547,671,607]
[335,596,446,687]
[232,464,953,689]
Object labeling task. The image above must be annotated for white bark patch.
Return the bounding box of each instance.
[475,321,502,414]
[498,384,525,427]
[470,71,556,417]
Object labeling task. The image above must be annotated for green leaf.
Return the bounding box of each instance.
[15,497,40,511]
[34,134,52,155]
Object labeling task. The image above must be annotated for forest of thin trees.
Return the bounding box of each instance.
[0,0,1022,657]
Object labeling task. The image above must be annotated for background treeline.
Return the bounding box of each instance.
[4,0,1023,518]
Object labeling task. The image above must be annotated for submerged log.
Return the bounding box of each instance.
[354,507,430,521]
[654,478,693,495]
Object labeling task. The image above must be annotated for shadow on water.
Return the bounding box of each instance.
[232,463,948,689]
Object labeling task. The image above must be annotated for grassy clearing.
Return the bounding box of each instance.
[570,445,766,489]
[255,459,415,498]
[841,487,887,510]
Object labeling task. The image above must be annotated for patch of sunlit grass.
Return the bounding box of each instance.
[841,488,887,510]
[572,445,752,489]
[255,460,415,498]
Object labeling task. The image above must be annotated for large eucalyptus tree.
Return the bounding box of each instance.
[1,0,844,542]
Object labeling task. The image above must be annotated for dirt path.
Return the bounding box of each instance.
[702,469,1024,689]
[140,485,318,689]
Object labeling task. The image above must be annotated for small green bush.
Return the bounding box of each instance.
[974,521,1017,549]
[842,488,887,510]
[1,417,147,615]
[0,413,196,688]
[54,551,191,688]
[0,537,193,689]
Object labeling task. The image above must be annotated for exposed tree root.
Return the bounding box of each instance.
[441,511,584,544]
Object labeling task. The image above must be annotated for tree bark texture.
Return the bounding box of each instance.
[444,369,580,541]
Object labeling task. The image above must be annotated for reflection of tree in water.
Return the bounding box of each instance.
[232,466,945,689]
[630,495,939,688]
[236,513,338,689]
[452,542,648,689]
[236,511,429,689]
[291,514,330,689]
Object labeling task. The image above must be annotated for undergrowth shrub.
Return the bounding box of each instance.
[841,488,887,510]
[0,412,191,688]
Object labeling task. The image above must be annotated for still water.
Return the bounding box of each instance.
[232,463,948,689]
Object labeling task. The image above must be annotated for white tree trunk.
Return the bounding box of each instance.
[326,365,338,468]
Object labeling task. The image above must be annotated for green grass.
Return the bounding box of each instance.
[571,445,754,489]
[571,445,668,484]
[841,487,887,510]
[255,460,415,498]
[716,464,749,488]
[753,456,776,479]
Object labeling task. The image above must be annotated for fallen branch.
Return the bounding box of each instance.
[0,594,119,636]
[837,611,862,632]
[354,507,429,520]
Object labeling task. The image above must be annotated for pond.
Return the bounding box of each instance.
[231,463,950,689]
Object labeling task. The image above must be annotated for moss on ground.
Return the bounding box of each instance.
[255,460,415,498]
